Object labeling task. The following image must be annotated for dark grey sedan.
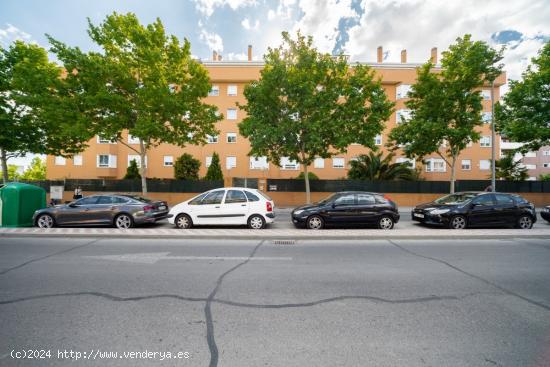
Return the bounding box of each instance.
[34,194,171,229]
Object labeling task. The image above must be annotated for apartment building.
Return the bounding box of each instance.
[46,46,507,181]
[500,139,550,180]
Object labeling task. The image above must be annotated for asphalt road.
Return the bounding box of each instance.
[1,237,550,367]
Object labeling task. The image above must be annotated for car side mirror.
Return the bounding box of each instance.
[331,203,337,208]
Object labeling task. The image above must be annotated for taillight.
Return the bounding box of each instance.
[266,202,273,212]
[143,205,154,212]
[383,195,393,202]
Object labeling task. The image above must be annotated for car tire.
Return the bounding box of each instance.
[175,214,193,229]
[449,215,467,229]
[36,214,55,228]
[378,215,394,230]
[306,215,324,230]
[516,215,533,229]
[114,213,134,229]
[248,214,265,229]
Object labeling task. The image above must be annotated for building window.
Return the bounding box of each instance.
[479,159,491,170]
[543,150,550,156]
[54,156,66,166]
[128,155,146,168]
[97,136,116,144]
[250,156,269,170]
[543,163,550,168]
[374,134,382,146]
[396,109,412,124]
[206,156,212,167]
[482,112,492,123]
[226,133,237,143]
[227,85,237,96]
[461,159,471,170]
[332,157,345,169]
[481,90,491,100]
[128,134,140,144]
[97,154,116,168]
[226,156,237,169]
[425,158,446,173]
[524,151,537,158]
[207,135,218,144]
[280,157,299,170]
[73,155,83,166]
[208,85,219,96]
[524,164,537,170]
[480,136,492,147]
[396,157,415,168]
[163,156,173,167]
[227,108,237,120]
[396,84,412,99]
[314,158,324,169]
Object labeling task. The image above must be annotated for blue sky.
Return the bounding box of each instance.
[1,0,549,168]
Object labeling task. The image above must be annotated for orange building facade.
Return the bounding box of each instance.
[46,47,507,182]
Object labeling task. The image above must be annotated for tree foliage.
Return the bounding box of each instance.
[174,153,200,180]
[20,157,46,180]
[204,152,223,181]
[296,171,319,180]
[493,153,528,181]
[388,34,504,193]
[124,159,141,179]
[496,41,550,151]
[48,12,220,194]
[239,31,393,203]
[347,151,417,181]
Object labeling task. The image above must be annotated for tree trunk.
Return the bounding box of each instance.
[449,155,457,194]
[303,164,311,204]
[139,140,148,195]
[1,148,8,184]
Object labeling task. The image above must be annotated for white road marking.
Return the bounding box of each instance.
[84,252,292,264]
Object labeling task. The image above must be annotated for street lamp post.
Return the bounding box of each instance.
[491,80,496,192]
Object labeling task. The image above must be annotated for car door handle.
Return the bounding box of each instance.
[241,204,247,207]
[215,206,220,208]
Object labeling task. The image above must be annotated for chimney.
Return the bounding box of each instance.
[401,49,407,63]
[248,45,252,61]
[377,46,383,63]
[431,47,438,64]
[213,50,218,61]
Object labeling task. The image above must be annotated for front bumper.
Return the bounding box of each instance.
[412,210,450,226]
[540,210,550,222]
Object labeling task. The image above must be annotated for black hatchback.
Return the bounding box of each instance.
[291,191,400,229]
[412,192,537,229]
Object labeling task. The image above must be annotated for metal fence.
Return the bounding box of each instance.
[20,179,224,193]
[265,179,550,193]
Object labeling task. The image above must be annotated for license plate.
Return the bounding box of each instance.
[414,213,424,218]
[158,205,167,211]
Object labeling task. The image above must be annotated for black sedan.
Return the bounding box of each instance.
[412,192,537,229]
[34,194,171,229]
[541,206,550,223]
[291,191,400,229]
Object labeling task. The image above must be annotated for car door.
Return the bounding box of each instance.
[56,196,100,225]
[355,193,378,224]
[220,190,249,225]
[192,190,226,225]
[324,193,357,224]
[493,193,518,226]
[468,194,497,227]
[95,196,119,224]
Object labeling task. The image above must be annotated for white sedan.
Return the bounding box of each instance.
[168,187,276,229]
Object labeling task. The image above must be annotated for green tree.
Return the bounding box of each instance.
[0,164,21,181]
[493,153,528,181]
[388,35,503,193]
[539,173,550,181]
[496,41,550,151]
[239,32,393,203]
[20,157,46,180]
[347,151,417,181]
[48,12,220,194]
[296,171,319,180]
[124,159,141,179]
[204,152,223,181]
[174,153,200,180]
[0,41,92,183]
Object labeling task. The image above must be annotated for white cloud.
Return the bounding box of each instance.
[0,23,33,46]
[193,0,257,17]
[267,9,276,21]
[241,18,260,30]
[199,29,224,51]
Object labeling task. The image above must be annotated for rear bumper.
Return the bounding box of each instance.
[540,211,550,222]
[134,212,173,224]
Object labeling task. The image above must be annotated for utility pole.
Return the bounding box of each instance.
[491,80,496,192]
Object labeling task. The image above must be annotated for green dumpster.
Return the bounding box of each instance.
[0,182,47,227]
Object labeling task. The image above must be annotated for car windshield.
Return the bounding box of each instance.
[434,193,478,205]
[317,193,339,205]
[123,195,153,203]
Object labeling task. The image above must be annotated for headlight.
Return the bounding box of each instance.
[431,208,450,215]
[293,209,305,215]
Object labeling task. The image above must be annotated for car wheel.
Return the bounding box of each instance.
[449,215,467,229]
[306,215,324,230]
[114,214,134,229]
[516,215,533,229]
[248,214,265,229]
[175,214,193,229]
[36,214,55,228]
[378,216,394,230]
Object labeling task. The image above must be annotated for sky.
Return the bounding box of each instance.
[1,0,549,168]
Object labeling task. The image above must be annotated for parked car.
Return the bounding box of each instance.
[291,191,399,229]
[412,192,537,229]
[34,194,170,229]
[541,206,550,223]
[168,188,275,229]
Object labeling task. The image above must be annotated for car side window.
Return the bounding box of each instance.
[201,190,225,205]
[334,194,355,206]
[189,193,208,205]
[112,197,129,204]
[357,194,375,205]
[225,190,247,204]
[471,194,495,206]
[244,191,260,202]
[494,194,514,205]
[74,196,98,205]
[97,196,114,204]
